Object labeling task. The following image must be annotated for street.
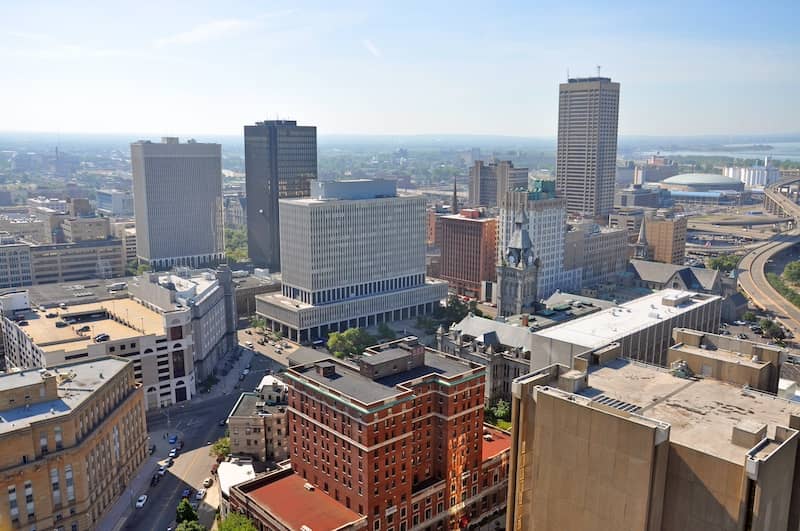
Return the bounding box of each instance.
[120,344,287,531]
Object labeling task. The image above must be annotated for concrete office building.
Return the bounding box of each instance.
[0,289,198,409]
[256,179,447,343]
[27,197,67,214]
[439,209,497,298]
[633,155,679,184]
[556,77,620,218]
[614,184,663,208]
[96,189,134,216]
[610,210,687,265]
[227,375,289,462]
[245,120,317,272]
[131,137,224,269]
[282,337,512,531]
[0,213,51,243]
[0,238,32,289]
[564,221,628,287]
[506,338,800,531]
[28,238,126,284]
[112,221,137,263]
[0,357,147,531]
[62,216,110,243]
[530,289,721,368]
[128,267,237,381]
[468,160,528,208]
[500,180,581,298]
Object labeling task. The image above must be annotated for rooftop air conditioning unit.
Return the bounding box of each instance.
[303,483,315,491]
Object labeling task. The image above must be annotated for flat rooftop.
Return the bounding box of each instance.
[2,278,132,306]
[533,289,721,349]
[19,298,164,354]
[246,472,365,531]
[0,357,129,434]
[575,359,800,463]
[671,343,770,370]
[482,425,512,461]
[229,392,286,418]
[290,350,476,406]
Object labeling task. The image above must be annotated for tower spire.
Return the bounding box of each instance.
[634,216,650,260]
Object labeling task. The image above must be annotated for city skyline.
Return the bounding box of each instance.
[1,1,798,137]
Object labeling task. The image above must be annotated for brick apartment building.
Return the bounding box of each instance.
[439,209,497,298]
[236,337,512,531]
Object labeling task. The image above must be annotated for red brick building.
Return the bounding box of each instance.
[283,337,510,531]
[439,209,497,298]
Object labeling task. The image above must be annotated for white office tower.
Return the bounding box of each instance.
[131,137,224,269]
[256,179,447,342]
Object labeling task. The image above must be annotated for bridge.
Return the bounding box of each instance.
[738,177,800,335]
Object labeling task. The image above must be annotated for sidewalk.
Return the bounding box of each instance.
[97,427,179,531]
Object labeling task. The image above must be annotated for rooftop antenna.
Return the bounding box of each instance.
[597,65,602,77]
[566,68,570,81]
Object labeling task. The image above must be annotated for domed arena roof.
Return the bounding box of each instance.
[661,173,739,186]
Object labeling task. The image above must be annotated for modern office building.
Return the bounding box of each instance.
[96,189,134,216]
[556,77,621,218]
[614,184,663,208]
[507,338,800,531]
[282,337,511,531]
[439,209,497,298]
[227,375,289,462]
[131,137,224,269]
[0,356,147,531]
[128,267,237,381]
[256,179,447,343]
[609,210,687,265]
[245,120,317,272]
[468,160,528,208]
[564,221,628,287]
[112,221,137,264]
[500,180,581,298]
[0,288,198,409]
[0,237,32,288]
[529,289,721,368]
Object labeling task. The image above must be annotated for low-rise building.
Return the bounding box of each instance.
[507,341,800,531]
[0,237,32,289]
[228,376,289,462]
[564,221,628,288]
[62,216,110,243]
[0,357,146,531]
[530,288,721,368]
[0,289,197,409]
[96,189,134,216]
[111,221,137,264]
[233,273,280,317]
[28,238,126,283]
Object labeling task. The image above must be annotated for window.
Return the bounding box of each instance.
[24,481,33,517]
[51,468,61,506]
[40,433,48,454]
[55,427,63,450]
[65,465,75,502]
[8,486,18,520]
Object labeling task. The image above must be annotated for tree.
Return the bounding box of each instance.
[468,300,484,318]
[249,315,266,332]
[708,254,739,273]
[492,399,511,421]
[218,513,258,531]
[176,498,198,524]
[177,522,206,531]
[327,328,375,358]
[785,261,800,283]
[742,311,756,323]
[225,228,249,263]
[210,436,230,458]
[136,263,151,275]
[376,322,396,341]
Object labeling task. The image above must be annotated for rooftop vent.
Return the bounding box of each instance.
[303,483,315,491]
[315,362,336,378]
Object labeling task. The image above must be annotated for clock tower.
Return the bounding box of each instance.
[497,211,539,317]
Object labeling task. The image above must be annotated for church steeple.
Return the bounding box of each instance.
[497,210,539,317]
[634,216,650,260]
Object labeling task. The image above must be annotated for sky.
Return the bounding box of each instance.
[0,0,798,138]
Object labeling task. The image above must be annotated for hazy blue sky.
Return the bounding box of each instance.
[1,1,797,137]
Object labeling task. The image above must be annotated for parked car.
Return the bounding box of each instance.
[94,333,110,342]
[168,435,178,444]
[734,320,746,325]
[203,477,213,487]
[168,448,178,458]
[196,488,207,499]
[738,333,748,340]
[157,466,167,476]
[245,341,254,348]
[136,495,148,508]
[165,457,174,467]
[77,325,91,333]
[181,488,192,499]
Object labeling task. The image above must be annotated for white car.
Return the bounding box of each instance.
[195,489,206,500]
[136,495,148,508]
[241,369,250,376]
[169,448,178,458]
[157,466,167,476]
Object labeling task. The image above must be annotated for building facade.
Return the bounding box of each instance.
[28,238,126,284]
[284,337,511,531]
[256,180,447,343]
[224,193,247,229]
[468,161,528,208]
[564,221,628,288]
[439,210,497,298]
[499,180,581,298]
[244,120,317,272]
[556,77,620,218]
[227,375,289,462]
[96,189,134,216]
[724,160,780,188]
[131,137,224,269]
[0,239,32,288]
[0,357,147,531]
[62,217,110,243]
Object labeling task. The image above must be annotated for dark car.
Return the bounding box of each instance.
[182,488,192,499]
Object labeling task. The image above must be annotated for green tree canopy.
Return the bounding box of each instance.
[785,261,800,283]
[176,498,198,524]
[225,228,249,263]
[177,521,206,531]
[209,436,230,458]
[708,254,739,273]
[742,311,756,322]
[327,328,375,359]
[492,399,511,421]
[376,322,396,341]
[218,513,258,531]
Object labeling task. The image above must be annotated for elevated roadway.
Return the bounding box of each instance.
[738,177,800,333]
